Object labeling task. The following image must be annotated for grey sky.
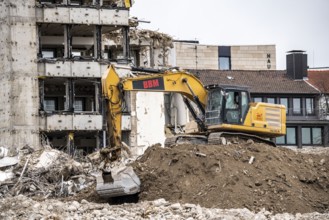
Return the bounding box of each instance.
[131,0,329,70]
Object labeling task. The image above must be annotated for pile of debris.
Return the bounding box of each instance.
[0,145,95,198]
[132,142,329,214]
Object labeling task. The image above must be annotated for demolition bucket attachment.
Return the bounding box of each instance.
[96,165,141,198]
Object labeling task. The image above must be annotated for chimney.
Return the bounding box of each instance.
[286,50,307,80]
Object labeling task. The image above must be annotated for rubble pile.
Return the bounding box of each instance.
[0,146,95,198]
[1,195,328,219]
[132,142,329,214]
[1,142,329,218]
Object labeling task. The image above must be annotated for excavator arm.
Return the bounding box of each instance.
[97,64,208,198]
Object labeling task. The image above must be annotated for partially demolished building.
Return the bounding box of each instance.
[1,0,133,154]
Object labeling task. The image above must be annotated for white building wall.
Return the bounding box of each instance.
[134,92,166,155]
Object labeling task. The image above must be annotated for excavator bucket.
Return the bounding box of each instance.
[96,164,141,198]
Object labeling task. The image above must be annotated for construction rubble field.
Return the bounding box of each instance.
[1,141,329,219]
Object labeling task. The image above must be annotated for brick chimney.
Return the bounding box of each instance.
[286,50,308,80]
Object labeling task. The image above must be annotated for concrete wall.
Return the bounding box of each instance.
[173,42,219,70]
[0,0,40,149]
[231,45,276,70]
[133,92,166,156]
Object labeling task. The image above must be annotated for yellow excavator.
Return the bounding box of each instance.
[96,64,286,198]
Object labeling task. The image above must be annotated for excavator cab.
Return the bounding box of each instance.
[205,85,250,126]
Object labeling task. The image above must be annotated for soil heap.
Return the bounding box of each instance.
[132,141,329,214]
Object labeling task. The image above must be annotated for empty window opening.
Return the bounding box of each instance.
[40,78,100,113]
[75,79,99,112]
[42,131,100,156]
[39,23,65,59]
[41,78,67,112]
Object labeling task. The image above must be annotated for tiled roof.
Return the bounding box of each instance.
[307,70,329,93]
[188,69,319,94]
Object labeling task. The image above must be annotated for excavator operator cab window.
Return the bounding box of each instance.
[205,89,224,125]
[224,91,241,124]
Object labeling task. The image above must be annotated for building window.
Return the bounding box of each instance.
[286,127,297,145]
[305,98,315,115]
[292,98,302,115]
[267,98,276,104]
[44,98,57,111]
[276,127,296,145]
[313,128,322,144]
[279,98,288,115]
[218,46,231,70]
[253,97,263,102]
[302,127,311,145]
[42,50,55,58]
[219,57,231,70]
[74,98,85,112]
[302,127,323,145]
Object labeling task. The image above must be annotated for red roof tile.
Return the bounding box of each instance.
[307,70,329,93]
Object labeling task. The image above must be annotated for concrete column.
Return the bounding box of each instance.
[0,0,40,150]
[129,92,138,152]
[122,26,130,61]
[297,126,302,148]
[94,25,102,59]
[64,24,72,58]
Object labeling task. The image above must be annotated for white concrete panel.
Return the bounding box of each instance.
[43,62,71,77]
[99,9,129,25]
[44,115,73,131]
[39,7,70,23]
[73,115,102,130]
[70,8,98,24]
[136,92,166,153]
[72,62,101,77]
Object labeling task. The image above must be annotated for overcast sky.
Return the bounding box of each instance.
[130,0,329,70]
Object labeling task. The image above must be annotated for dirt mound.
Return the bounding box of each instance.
[132,142,329,214]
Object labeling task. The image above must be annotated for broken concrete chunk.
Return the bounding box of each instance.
[0,156,19,168]
[35,150,60,169]
[0,170,14,182]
